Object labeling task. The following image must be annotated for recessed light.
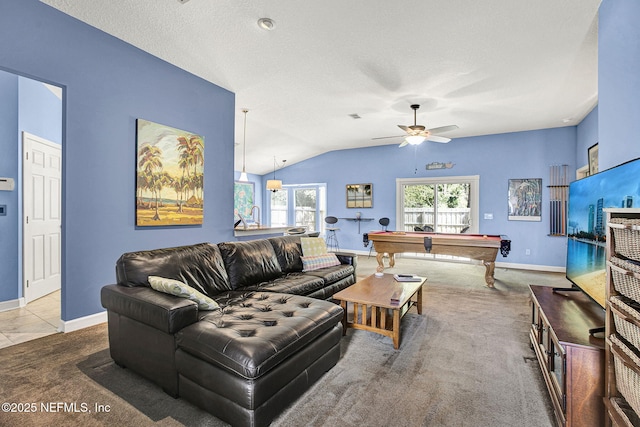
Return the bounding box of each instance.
[258,18,275,31]
[177,0,190,4]
[562,118,572,123]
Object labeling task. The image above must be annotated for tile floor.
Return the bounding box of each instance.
[0,290,60,349]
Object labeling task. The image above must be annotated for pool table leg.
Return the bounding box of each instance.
[375,252,395,272]
[483,260,496,287]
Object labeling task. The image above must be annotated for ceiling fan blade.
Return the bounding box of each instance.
[426,135,451,143]
[398,140,409,147]
[371,135,404,140]
[426,124,459,134]
[398,125,410,132]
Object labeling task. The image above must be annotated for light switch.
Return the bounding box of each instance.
[484,213,493,220]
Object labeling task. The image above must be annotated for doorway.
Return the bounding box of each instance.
[0,71,63,348]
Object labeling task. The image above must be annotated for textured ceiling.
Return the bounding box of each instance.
[41,0,601,174]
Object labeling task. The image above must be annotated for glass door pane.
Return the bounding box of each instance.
[436,183,471,233]
[402,184,435,232]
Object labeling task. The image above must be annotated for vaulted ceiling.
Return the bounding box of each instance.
[42,0,601,174]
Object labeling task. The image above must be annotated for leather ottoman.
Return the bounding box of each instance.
[175,291,343,427]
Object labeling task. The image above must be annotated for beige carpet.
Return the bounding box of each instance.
[0,256,566,426]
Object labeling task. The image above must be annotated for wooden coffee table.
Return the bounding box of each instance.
[333,273,425,349]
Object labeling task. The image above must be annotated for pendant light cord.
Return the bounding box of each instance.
[242,109,248,173]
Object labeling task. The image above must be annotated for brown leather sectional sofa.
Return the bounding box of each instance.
[100,235,357,427]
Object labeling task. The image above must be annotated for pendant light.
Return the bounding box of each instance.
[238,109,249,182]
[266,157,283,192]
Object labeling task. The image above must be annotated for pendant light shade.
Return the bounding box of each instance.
[238,109,249,182]
[266,179,282,192]
[267,156,283,192]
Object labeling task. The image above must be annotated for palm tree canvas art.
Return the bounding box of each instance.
[136,119,204,226]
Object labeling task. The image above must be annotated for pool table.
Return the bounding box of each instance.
[363,231,511,287]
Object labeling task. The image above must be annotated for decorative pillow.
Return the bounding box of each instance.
[301,237,328,257]
[148,276,219,310]
[301,253,341,272]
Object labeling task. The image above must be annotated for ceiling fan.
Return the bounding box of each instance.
[373,104,459,147]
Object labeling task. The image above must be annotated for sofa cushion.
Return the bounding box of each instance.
[301,253,341,272]
[115,243,231,296]
[148,276,219,310]
[176,292,344,379]
[218,240,283,289]
[304,263,355,284]
[268,235,303,273]
[300,237,328,256]
[240,273,325,296]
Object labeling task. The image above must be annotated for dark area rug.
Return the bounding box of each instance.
[0,259,557,426]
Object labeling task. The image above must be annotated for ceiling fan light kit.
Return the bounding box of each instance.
[373,104,458,147]
[405,135,426,145]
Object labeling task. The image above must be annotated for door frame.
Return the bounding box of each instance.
[395,175,480,234]
[22,131,62,304]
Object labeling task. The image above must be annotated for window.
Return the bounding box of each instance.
[396,176,479,234]
[269,184,326,232]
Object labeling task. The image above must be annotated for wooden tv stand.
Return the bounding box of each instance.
[528,285,605,427]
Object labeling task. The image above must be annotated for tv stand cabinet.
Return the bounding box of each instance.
[529,285,605,427]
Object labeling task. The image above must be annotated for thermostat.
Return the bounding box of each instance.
[0,178,14,191]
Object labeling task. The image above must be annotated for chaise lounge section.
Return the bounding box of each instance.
[101,235,356,427]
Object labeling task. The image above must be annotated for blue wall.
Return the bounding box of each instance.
[0,0,235,321]
[576,106,599,167]
[0,71,19,302]
[271,127,577,268]
[599,0,640,170]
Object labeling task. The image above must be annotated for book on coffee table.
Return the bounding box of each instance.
[393,274,422,282]
[389,289,405,305]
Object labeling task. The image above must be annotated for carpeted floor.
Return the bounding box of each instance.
[0,256,565,426]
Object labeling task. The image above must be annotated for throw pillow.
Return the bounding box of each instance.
[301,253,341,272]
[148,276,219,310]
[301,237,328,257]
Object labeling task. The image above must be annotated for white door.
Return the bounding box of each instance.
[23,132,62,303]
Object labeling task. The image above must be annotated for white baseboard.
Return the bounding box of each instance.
[355,251,565,273]
[60,310,107,333]
[495,261,565,273]
[0,297,26,313]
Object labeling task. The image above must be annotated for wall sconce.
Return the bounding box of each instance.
[266,157,285,192]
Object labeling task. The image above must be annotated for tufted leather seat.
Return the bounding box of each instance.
[177,292,343,379]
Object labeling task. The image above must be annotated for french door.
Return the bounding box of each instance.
[396,176,479,234]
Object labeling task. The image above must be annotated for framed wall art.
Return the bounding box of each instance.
[346,183,372,208]
[136,119,204,226]
[234,181,254,220]
[508,178,542,221]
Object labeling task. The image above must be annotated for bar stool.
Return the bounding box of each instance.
[324,216,340,251]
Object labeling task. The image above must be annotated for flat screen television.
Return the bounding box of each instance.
[566,157,640,308]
